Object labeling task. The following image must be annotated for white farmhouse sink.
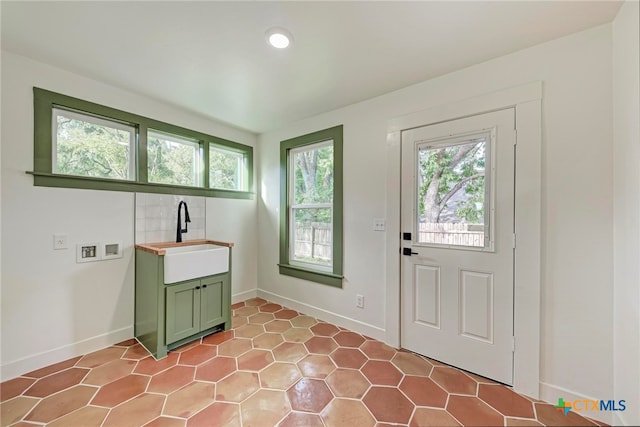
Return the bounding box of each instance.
[164,244,229,284]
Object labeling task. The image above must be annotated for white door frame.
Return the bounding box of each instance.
[384,81,542,398]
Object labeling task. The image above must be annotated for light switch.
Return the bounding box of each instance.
[373,219,386,231]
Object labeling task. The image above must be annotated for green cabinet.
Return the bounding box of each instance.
[165,280,200,344]
[165,275,229,345]
[135,247,232,359]
[200,276,227,330]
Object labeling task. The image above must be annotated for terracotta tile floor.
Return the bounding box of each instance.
[1,298,608,427]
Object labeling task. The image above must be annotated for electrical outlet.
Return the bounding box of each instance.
[356,294,364,308]
[53,234,68,250]
[373,218,385,231]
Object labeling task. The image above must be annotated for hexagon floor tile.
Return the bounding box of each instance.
[0,298,608,427]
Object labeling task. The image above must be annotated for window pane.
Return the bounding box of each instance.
[290,140,334,268]
[417,136,489,248]
[54,108,134,180]
[209,145,244,190]
[292,207,332,267]
[292,143,333,204]
[148,130,200,187]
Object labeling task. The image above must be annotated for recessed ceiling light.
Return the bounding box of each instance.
[266,27,293,49]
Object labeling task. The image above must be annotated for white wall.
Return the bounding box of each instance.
[613,1,640,425]
[206,196,258,303]
[0,52,258,380]
[0,41,4,376]
[258,25,614,402]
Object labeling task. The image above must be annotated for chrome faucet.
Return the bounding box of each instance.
[176,201,191,243]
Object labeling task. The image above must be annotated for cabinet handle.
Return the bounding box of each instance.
[202,285,207,288]
[195,286,200,290]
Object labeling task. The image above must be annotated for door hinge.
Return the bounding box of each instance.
[512,336,516,352]
[514,129,517,146]
[512,233,517,249]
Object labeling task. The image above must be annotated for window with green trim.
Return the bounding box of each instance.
[209,144,246,191]
[279,125,343,287]
[147,130,201,187]
[32,87,253,199]
[53,107,136,181]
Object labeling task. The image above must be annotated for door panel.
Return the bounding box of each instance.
[414,264,440,328]
[459,270,493,343]
[166,280,200,344]
[200,276,226,331]
[401,108,515,384]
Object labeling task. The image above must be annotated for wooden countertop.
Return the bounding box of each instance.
[135,239,234,256]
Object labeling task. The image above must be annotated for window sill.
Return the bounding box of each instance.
[278,263,343,288]
[27,171,255,200]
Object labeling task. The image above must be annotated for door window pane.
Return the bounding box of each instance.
[209,145,245,190]
[416,134,491,248]
[148,130,200,186]
[53,108,135,180]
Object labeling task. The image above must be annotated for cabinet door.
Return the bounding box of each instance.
[200,275,228,331]
[166,280,201,344]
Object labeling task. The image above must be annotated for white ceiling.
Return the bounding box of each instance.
[1,1,622,133]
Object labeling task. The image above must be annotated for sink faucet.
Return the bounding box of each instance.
[176,201,191,243]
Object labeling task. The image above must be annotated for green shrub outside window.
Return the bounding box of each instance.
[209,145,246,191]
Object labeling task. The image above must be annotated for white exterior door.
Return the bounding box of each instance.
[400,108,515,385]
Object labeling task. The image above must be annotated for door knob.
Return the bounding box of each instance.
[402,248,418,256]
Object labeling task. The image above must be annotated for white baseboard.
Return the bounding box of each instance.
[539,381,613,425]
[232,288,258,304]
[257,290,386,342]
[612,412,626,426]
[0,326,133,382]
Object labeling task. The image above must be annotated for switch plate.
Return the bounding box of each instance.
[373,219,385,231]
[356,294,364,308]
[53,234,68,250]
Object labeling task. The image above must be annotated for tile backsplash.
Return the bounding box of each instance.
[135,193,206,244]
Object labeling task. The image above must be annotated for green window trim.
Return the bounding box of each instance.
[31,87,254,199]
[279,125,344,287]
